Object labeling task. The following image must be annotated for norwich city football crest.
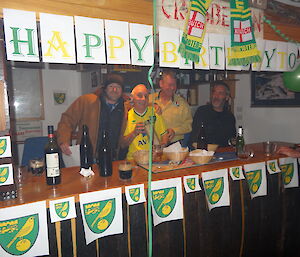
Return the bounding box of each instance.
[83,199,115,234]
[280,163,294,185]
[0,167,9,184]
[55,201,70,219]
[246,169,262,194]
[0,214,39,255]
[0,139,7,156]
[186,178,196,190]
[129,188,140,202]
[268,162,277,172]
[232,167,240,179]
[152,187,177,218]
[53,92,66,105]
[204,178,224,204]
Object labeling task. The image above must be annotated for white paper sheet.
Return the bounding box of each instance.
[125,184,146,205]
[62,145,80,168]
[0,201,49,257]
[244,162,267,199]
[49,196,77,223]
[202,169,230,210]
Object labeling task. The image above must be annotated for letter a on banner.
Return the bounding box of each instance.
[74,16,106,64]
[40,13,76,63]
[105,20,130,64]
[3,9,39,62]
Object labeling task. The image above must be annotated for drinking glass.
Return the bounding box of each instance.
[237,148,254,160]
[153,145,163,162]
[118,161,133,180]
[263,141,277,156]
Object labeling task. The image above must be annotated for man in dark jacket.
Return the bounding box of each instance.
[57,73,129,160]
[189,81,236,148]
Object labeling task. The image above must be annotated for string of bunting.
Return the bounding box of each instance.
[263,16,300,44]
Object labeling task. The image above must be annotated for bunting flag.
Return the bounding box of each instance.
[79,188,123,244]
[228,0,261,66]
[0,201,49,257]
[202,169,230,211]
[244,162,267,199]
[0,163,14,186]
[229,166,245,180]
[266,160,281,174]
[49,197,77,223]
[178,0,212,63]
[125,184,146,205]
[183,175,201,193]
[279,157,299,188]
[0,136,12,158]
[151,178,183,226]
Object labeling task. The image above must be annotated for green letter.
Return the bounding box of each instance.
[10,27,35,56]
[264,48,276,68]
[130,35,151,61]
[210,46,223,66]
[83,34,102,58]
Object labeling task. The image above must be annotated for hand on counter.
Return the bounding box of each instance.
[277,146,300,158]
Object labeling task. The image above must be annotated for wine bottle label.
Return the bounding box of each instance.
[46,153,60,177]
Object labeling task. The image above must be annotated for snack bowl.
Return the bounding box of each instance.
[189,149,214,165]
[163,147,189,163]
[133,150,149,165]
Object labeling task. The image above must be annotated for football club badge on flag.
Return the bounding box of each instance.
[0,201,49,257]
[49,197,77,223]
[0,215,39,255]
[125,184,146,205]
[266,160,281,174]
[0,164,14,186]
[183,175,201,193]
[0,136,12,158]
[53,92,66,105]
[229,166,245,180]
[151,178,183,226]
[152,187,177,218]
[202,169,230,211]
[244,162,267,198]
[80,188,123,244]
[279,157,299,188]
[83,199,115,234]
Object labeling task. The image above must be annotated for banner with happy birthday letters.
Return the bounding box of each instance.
[2,8,299,71]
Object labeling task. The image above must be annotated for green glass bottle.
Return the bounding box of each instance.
[235,126,245,156]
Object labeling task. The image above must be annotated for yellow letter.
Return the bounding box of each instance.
[199,46,208,67]
[277,51,287,69]
[108,36,124,59]
[44,31,71,57]
[162,42,178,63]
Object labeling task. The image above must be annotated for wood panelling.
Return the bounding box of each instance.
[0,1,299,42]
[0,0,153,24]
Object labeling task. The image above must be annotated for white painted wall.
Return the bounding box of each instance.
[17,66,82,164]
[234,73,300,144]
[42,67,82,133]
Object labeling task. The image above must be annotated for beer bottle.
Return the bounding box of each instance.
[98,130,112,177]
[235,126,245,156]
[45,125,61,185]
[80,125,93,169]
[197,121,208,150]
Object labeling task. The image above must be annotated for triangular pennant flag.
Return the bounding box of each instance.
[279,157,299,188]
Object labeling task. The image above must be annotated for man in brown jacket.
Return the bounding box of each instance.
[57,74,129,160]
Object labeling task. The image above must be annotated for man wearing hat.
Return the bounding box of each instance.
[57,73,130,160]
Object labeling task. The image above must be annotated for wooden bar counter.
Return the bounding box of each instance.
[0,143,299,257]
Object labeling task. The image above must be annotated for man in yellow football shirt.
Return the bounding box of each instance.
[121,84,169,160]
